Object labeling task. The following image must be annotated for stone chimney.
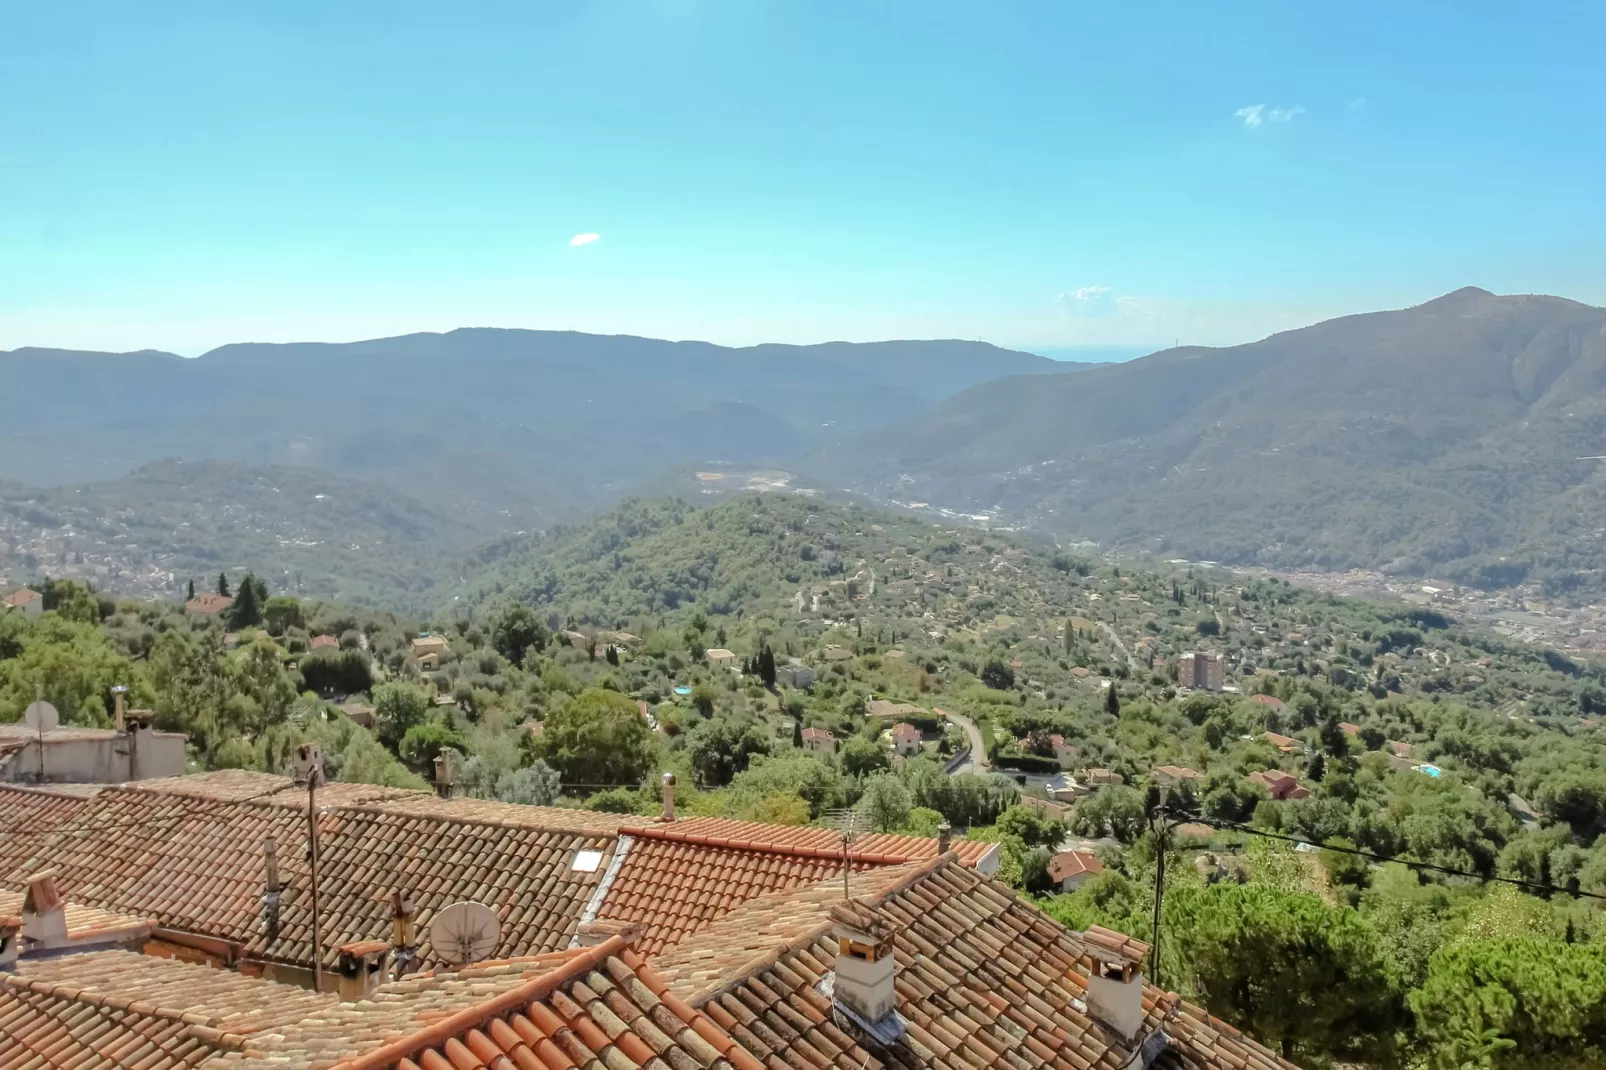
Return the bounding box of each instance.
[937,819,953,855]
[337,940,390,1001]
[20,871,66,948]
[830,901,899,1026]
[1083,925,1149,1041]
[433,753,454,800]
[658,771,676,822]
[261,836,281,942]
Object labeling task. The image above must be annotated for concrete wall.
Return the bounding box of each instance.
[0,728,185,784]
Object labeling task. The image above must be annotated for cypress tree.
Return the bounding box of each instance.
[217,572,231,597]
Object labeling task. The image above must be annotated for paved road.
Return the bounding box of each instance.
[1098,621,1140,673]
[939,708,990,774]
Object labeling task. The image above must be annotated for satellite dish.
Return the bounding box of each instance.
[23,701,59,732]
[429,902,501,964]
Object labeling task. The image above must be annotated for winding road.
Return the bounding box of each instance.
[938,708,990,774]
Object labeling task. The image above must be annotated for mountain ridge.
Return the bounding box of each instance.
[813,288,1606,592]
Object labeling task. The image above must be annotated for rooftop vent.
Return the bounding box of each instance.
[20,871,66,948]
[658,771,676,822]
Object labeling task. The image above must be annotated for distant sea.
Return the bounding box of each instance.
[1024,344,1155,364]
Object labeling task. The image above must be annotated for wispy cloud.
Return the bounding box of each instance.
[1235,104,1304,128]
[568,232,601,247]
[1064,285,1110,303]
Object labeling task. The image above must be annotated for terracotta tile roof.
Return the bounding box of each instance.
[186,593,233,614]
[0,949,336,1068]
[0,784,92,875]
[3,587,41,607]
[217,935,768,1070]
[1047,849,1103,883]
[653,857,1298,1070]
[310,634,340,650]
[596,818,996,956]
[1249,694,1285,711]
[1,772,626,972]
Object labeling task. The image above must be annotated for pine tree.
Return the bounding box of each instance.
[217,572,231,598]
[227,572,263,629]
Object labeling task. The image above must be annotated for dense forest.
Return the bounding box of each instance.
[5,493,1606,1067]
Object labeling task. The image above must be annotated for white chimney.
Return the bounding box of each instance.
[20,871,67,948]
[1083,925,1148,1041]
[659,771,676,822]
[830,903,898,1025]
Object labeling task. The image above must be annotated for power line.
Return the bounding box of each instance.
[1188,815,1606,902]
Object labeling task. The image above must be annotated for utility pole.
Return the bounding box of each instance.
[1149,802,1169,991]
[298,744,326,991]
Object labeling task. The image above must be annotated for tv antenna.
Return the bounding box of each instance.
[822,807,862,900]
[429,901,502,965]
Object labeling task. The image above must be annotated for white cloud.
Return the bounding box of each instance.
[568,232,601,247]
[1059,286,1117,316]
[1235,104,1303,128]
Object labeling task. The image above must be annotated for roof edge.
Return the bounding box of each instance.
[322,933,634,1070]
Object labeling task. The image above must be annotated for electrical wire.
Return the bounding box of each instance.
[1185,814,1606,902]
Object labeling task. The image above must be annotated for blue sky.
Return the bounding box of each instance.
[2,2,1602,356]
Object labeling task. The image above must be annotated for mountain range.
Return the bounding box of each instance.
[814,287,1606,593]
[0,331,1074,527]
[7,288,1606,603]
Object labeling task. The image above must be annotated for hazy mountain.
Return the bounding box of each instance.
[1,330,1074,526]
[814,288,1606,593]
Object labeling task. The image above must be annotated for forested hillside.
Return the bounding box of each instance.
[0,460,482,606]
[7,493,1606,1065]
[817,288,1606,596]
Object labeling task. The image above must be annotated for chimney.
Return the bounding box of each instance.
[0,919,17,970]
[830,902,899,1026]
[658,771,676,822]
[390,890,416,977]
[336,941,390,1001]
[1082,925,1148,1041]
[433,753,454,799]
[261,836,281,942]
[20,871,66,948]
[937,819,953,855]
[111,685,128,733]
